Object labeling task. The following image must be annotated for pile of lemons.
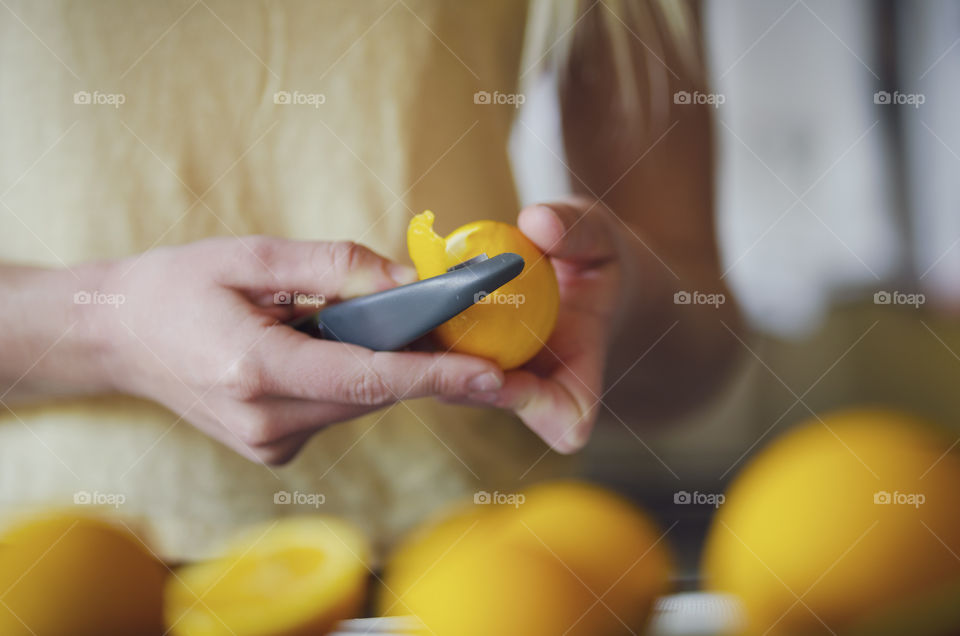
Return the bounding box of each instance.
[2,408,959,635]
[0,482,670,636]
[0,515,370,636]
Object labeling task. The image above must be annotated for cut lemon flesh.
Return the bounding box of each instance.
[166,517,370,636]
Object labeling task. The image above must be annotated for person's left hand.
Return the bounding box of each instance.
[444,197,628,453]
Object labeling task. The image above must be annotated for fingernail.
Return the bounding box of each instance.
[562,426,589,451]
[466,372,503,392]
[389,264,418,285]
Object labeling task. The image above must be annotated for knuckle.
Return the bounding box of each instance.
[235,409,276,448]
[328,241,371,276]
[242,235,277,269]
[218,354,265,402]
[417,364,450,395]
[346,371,392,406]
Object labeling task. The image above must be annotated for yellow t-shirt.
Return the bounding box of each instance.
[0,0,572,560]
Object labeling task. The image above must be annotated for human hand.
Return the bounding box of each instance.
[83,237,504,464]
[443,198,627,453]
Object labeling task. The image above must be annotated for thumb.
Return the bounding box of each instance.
[518,200,618,265]
[215,237,417,300]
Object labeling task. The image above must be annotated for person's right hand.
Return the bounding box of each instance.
[80,237,505,464]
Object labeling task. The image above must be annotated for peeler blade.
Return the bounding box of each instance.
[446,253,489,272]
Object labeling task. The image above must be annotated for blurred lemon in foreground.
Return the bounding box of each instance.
[166,517,370,636]
[377,502,490,612]
[0,513,166,635]
[499,481,674,633]
[407,210,559,369]
[703,409,960,635]
[379,480,672,635]
[397,545,595,636]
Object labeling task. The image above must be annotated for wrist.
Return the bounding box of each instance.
[0,261,122,403]
[68,260,124,395]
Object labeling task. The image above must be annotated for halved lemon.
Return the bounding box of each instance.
[165,517,370,636]
[407,211,559,369]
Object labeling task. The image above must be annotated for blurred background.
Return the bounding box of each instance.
[2,1,959,634]
[513,0,960,577]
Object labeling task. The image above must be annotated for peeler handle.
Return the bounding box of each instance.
[290,252,524,351]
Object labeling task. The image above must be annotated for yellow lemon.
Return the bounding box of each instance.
[497,481,673,634]
[380,481,672,635]
[703,409,960,635]
[407,210,559,369]
[377,502,493,616]
[0,513,166,636]
[398,545,596,636]
[165,516,370,636]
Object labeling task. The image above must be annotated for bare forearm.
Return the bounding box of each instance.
[558,4,742,419]
[561,110,742,416]
[0,262,113,404]
[604,228,741,419]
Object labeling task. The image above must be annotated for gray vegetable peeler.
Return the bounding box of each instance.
[290,252,525,350]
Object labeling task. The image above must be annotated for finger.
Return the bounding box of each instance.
[255,326,505,405]
[228,430,313,466]
[184,399,318,466]
[230,397,378,443]
[453,344,604,453]
[213,236,417,299]
[198,397,374,465]
[478,370,598,453]
[518,201,618,265]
